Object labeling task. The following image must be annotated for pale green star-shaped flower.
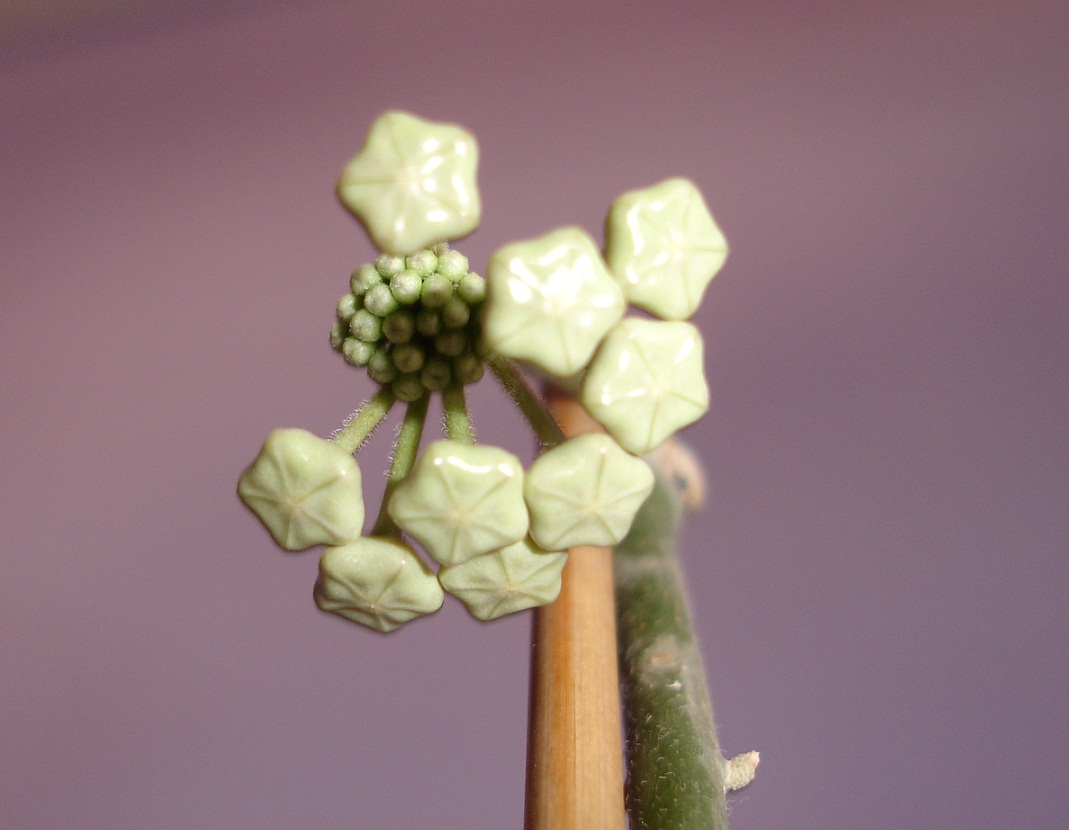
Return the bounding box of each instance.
[524,433,655,550]
[314,537,444,633]
[580,318,709,455]
[237,428,364,551]
[337,111,481,256]
[484,227,625,378]
[388,439,528,566]
[437,537,567,621]
[604,177,727,321]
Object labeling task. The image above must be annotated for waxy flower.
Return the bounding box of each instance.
[337,111,481,256]
[388,440,529,566]
[604,177,727,321]
[581,318,709,455]
[437,537,567,621]
[237,428,364,551]
[524,433,655,550]
[239,111,729,632]
[484,227,625,378]
[314,538,444,633]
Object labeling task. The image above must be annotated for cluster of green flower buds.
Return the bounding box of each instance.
[330,245,488,401]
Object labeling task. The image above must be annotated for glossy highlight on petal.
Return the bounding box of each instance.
[237,428,364,551]
[580,319,709,455]
[604,178,727,321]
[314,537,443,632]
[484,227,625,377]
[337,111,481,256]
[525,433,655,550]
[388,439,529,566]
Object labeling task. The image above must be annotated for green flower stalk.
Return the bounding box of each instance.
[235,109,756,826]
[616,443,758,829]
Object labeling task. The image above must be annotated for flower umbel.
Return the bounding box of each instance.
[237,111,727,632]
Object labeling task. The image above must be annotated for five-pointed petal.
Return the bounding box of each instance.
[604,178,727,321]
[438,537,567,621]
[314,537,444,633]
[238,428,364,550]
[580,318,709,455]
[525,433,655,550]
[484,227,625,377]
[337,111,481,256]
[388,440,528,566]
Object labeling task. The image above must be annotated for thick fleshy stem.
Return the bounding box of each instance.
[442,384,475,444]
[488,356,565,449]
[330,388,396,453]
[370,393,429,537]
[614,443,756,829]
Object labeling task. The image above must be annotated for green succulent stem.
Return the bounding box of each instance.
[442,384,475,444]
[331,388,396,453]
[371,392,429,537]
[488,356,565,449]
[614,460,729,830]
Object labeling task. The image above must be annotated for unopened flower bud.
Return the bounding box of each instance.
[330,320,347,350]
[364,283,399,317]
[350,264,381,295]
[392,342,426,374]
[406,249,438,277]
[349,308,383,342]
[367,347,398,384]
[436,250,469,281]
[392,372,424,402]
[337,293,359,320]
[390,270,422,305]
[441,296,470,328]
[383,310,416,344]
[435,329,467,358]
[457,272,486,304]
[342,338,374,367]
[416,307,442,337]
[420,356,452,391]
[452,350,485,385]
[420,273,453,308]
[375,254,405,277]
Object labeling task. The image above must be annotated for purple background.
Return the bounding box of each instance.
[3,2,1066,828]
